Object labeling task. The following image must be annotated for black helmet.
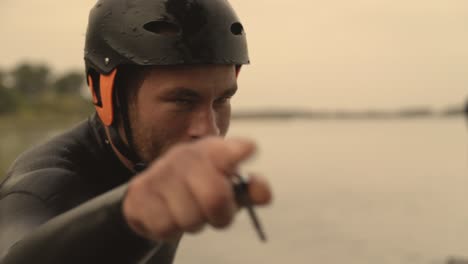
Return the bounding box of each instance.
[84,0,249,171]
[85,0,250,75]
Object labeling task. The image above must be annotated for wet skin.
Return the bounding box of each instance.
[128,65,237,162]
[120,65,272,241]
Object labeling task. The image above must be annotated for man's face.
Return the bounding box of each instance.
[127,65,238,163]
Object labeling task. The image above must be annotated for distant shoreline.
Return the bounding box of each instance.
[231,107,466,120]
[1,105,466,121]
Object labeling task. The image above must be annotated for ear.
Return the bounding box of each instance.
[88,69,118,126]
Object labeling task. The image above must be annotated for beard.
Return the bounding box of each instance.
[130,119,180,165]
[133,128,163,164]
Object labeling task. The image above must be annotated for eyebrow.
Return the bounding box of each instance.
[164,87,200,99]
[163,83,238,99]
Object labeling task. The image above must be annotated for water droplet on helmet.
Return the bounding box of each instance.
[143,59,150,64]
[105,58,110,65]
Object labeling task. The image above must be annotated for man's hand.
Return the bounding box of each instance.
[122,137,272,241]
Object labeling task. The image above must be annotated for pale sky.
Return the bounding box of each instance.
[1,0,467,110]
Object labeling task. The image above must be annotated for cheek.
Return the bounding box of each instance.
[132,101,178,142]
[149,109,191,140]
[134,110,189,160]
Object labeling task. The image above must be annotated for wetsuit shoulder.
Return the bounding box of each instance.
[0,116,130,211]
[1,118,100,211]
[0,116,178,263]
[0,117,137,260]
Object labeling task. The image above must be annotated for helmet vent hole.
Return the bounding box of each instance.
[230,22,244,35]
[143,21,181,36]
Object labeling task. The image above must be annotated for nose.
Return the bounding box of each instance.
[188,107,220,139]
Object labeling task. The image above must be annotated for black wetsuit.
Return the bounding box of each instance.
[0,114,179,263]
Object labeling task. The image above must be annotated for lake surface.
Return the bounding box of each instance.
[1,117,467,263]
[176,118,468,264]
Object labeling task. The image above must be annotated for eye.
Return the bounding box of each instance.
[174,98,195,106]
[214,95,232,105]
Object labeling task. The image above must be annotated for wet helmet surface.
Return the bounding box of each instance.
[85,0,250,74]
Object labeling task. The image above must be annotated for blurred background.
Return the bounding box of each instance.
[1,0,467,263]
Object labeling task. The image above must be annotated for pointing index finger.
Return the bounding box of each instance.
[199,137,257,173]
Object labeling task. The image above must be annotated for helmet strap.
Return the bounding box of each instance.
[90,65,242,174]
[114,80,148,172]
[90,69,147,173]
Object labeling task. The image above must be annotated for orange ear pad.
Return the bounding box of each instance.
[90,66,237,126]
[88,69,118,126]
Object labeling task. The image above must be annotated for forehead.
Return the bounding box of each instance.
[140,65,237,93]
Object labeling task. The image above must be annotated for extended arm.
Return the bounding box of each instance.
[0,185,157,264]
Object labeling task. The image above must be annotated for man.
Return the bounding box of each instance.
[0,0,272,263]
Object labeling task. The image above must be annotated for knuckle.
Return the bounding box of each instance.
[123,181,149,218]
[174,209,204,231]
[204,183,236,228]
[202,183,233,215]
[182,220,205,233]
[127,218,150,237]
[122,199,137,222]
[128,176,147,195]
[208,192,231,213]
[150,219,178,240]
[212,214,233,228]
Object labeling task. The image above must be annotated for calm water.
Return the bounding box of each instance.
[1,118,467,263]
[176,118,468,264]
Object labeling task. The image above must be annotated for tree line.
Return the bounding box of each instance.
[0,62,89,115]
